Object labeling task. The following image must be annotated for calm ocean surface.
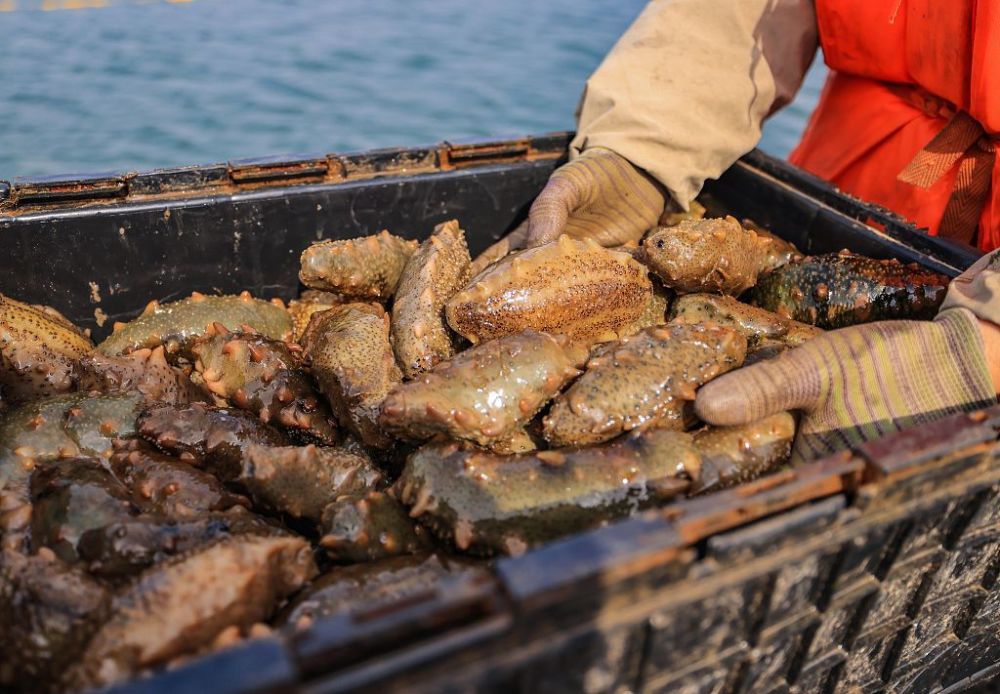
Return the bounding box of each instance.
[0,0,825,178]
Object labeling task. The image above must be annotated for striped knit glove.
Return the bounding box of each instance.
[526,148,666,247]
[695,309,997,464]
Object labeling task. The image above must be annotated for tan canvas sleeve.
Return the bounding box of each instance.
[570,0,818,208]
[940,250,1000,326]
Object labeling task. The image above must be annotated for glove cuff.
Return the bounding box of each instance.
[571,148,667,201]
[790,310,996,463]
[933,308,997,404]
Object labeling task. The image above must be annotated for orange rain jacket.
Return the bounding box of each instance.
[791,0,999,251]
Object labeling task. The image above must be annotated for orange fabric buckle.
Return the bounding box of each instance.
[894,87,996,245]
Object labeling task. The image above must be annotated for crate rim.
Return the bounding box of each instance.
[4,132,991,693]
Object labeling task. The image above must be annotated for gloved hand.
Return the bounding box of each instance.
[525,148,666,248]
[695,308,998,464]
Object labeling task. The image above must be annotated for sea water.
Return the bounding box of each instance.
[0,0,824,178]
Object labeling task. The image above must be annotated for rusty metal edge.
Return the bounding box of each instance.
[858,408,1000,478]
[664,406,999,552]
[665,452,865,547]
[573,450,1000,653]
[0,133,571,215]
[8,174,127,206]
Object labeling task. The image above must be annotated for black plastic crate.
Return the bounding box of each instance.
[1,134,996,693]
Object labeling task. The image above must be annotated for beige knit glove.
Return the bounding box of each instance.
[525,148,666,247]
[695,309,997,464]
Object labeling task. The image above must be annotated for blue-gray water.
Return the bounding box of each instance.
[0,0,824,179]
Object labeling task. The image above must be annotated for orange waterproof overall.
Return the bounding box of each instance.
[790,0,1000,251]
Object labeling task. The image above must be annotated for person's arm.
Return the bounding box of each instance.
[525,0,819,247]
[572,0,818,208]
